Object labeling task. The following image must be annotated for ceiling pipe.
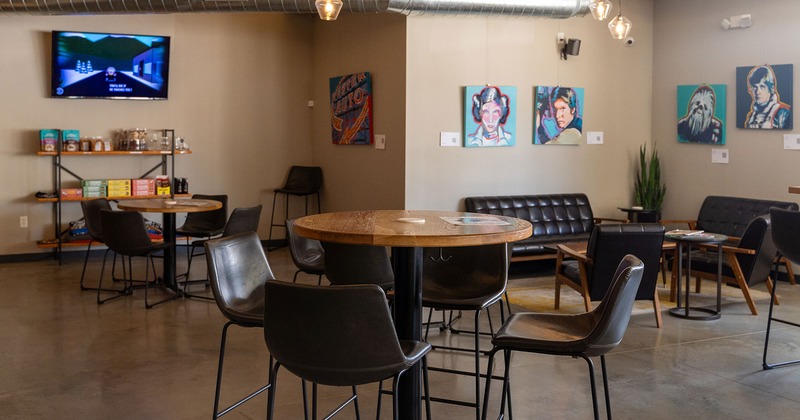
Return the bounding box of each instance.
[0,0,590,18]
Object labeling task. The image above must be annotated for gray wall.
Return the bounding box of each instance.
[653,0,800,220]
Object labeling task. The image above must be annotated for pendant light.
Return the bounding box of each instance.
[589,0,612,21]
[315,0,343,21]
[608,0,633,40]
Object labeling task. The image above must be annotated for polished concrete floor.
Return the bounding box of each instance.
[2,248,800,419]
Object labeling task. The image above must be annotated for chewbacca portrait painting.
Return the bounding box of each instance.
[677,84,726,144]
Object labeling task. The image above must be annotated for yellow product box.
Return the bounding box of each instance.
[107,190,131,198]
[156,186,171,196]
[107,179,131,188]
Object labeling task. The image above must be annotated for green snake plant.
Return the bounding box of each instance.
[634,144,666,210]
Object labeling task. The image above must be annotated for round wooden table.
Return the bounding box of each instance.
[117,198,222,291]
[294,210,532,420]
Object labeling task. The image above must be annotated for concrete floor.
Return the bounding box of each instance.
[2,248,800,419]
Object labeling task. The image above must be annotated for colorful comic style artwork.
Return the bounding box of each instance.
[330,72,373,145]
[464,85,517,147]
[735,64,793,130]
[534,86,584,145]
[676,84,726,144]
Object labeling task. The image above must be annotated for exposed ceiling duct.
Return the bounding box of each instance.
[0,0,590,18]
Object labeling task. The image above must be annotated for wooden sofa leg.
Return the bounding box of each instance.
[653,288,662,328]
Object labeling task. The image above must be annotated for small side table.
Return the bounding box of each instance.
[666,231,728,320]
[618,207,661,223]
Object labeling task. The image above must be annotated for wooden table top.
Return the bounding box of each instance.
[117,198,222,214]
[293,210,532,248]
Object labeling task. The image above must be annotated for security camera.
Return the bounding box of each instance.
[623,36,635,47]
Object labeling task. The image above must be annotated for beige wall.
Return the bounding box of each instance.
[653,0,800,220]
[404,1,654,218]
[0,13,315,255]
[309,13,408,212]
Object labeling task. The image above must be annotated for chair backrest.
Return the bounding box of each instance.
[204,231,275,324]
[695,195,797,237]
[286,218,325,272]
[180,194,228,234]
[322,242,394,290]
[282,166,323,193]
[585,223,664,301]
[583,255,644,357]
[99,209,155,256]
[221,204,263,237]
[735,216,775,286]
[263,281,408,387]
[770,207,800,266]
[81,198,112,241]
[422,244,508,300]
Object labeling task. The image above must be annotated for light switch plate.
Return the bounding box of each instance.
[375,134,386,150]
[586,131,603,144]
[783,134,800,149]
[711,148,729,163]
[440,132,460,147]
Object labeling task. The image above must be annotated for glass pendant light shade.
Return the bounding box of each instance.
[315,0,343,21]
[608,14,632,39]
[589,0,612,21]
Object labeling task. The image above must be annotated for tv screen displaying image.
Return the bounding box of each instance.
[51,30,170,100]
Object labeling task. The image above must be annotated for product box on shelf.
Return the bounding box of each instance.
[155,175,170,196]
[39,129,58,152]
[132,178,155,196]
[61,130,80,152]
[60,188,83,198]
[81,179,108,188]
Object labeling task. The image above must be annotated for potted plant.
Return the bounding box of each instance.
[633,144,666,222]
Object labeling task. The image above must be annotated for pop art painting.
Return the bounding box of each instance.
[534,86,584,145]
[736,64,793,129]
[464,85,516,147]
[676,84,726,144]
[330,72,373,145]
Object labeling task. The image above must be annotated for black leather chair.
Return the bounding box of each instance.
[421,244,509,419]
[263,281,431,420]
[97,209,173,309]
[481,255,645,420]
[764,207,800,369]
[555,223,665,327]
[79,198,114,291]
[182,204,263,295]
[204,231,275,418]
[176,193,228,279]
[268,166,322,250]
[321,242,394,291]
[687,215,777,315]
[286,218,325,284]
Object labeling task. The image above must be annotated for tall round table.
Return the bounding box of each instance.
[293,210,532,420]
[117,198,223,292]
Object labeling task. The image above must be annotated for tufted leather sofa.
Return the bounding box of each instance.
[664,195,798,237]
[464,194,625,262]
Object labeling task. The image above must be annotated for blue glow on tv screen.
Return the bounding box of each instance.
[51,30,170,100]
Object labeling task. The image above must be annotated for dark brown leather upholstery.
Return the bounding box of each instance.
[286,218,324,284]
[465,194,599,259]
[694,195,797,237]
[322,242,394,291]
[482,255,644,420]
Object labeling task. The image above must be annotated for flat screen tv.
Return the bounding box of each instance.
[51,30,170,100]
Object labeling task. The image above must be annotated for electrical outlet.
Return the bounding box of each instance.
[20,216,28,228]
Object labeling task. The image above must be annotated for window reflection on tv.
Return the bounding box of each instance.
[51,30,170,100]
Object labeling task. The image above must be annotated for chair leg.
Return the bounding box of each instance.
[474,310,482,420]
[96,249,129,304]
[580,354,601,420]
[213,321,233,418]
[79,240,94,290]
[600,355,612,420]
[652,287,663,328]
[268,191,281,251]
[481,348,498,420]
[267,362,282,420]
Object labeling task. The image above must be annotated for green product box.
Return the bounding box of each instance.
[81,179,108,187]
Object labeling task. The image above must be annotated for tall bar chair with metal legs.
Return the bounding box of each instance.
[176,193,228,282]
[286,218,325,285]
[264,281,431,420]
[204,231,275,418]
[97,209,173,309]
[268,166,322,251]
[763,207,800,369]
[421,243,509,420]
[482,255,644,420]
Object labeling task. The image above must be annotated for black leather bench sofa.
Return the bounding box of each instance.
[464,194,625,262]
[663,195,798,237]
